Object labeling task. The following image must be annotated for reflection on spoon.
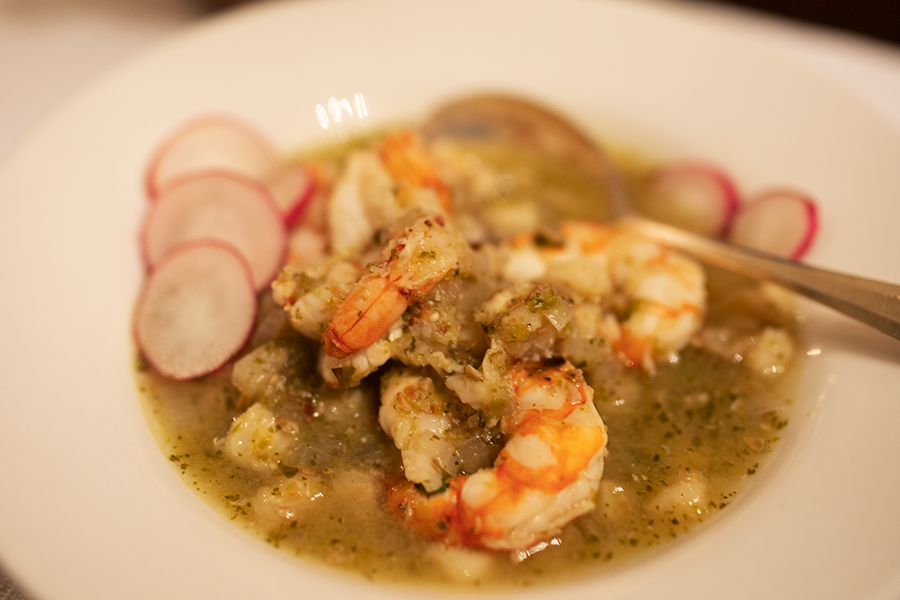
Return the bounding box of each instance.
[423,94,900,342]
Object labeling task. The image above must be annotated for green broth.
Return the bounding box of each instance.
[136,135,801,588]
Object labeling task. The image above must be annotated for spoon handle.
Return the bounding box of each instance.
[625,217,900,341]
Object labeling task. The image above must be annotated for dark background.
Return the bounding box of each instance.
[715,0,900,44]
[198,0,900,45]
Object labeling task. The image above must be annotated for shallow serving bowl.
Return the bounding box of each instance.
[1,1,899,599]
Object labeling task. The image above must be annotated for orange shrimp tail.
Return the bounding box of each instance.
[322,328,353,359]
[323,275,408,358]
[386,477,470,547]
[559,220,616,253]
[615,328,649,369]
[616,302,700,368]
[378,131,452,213]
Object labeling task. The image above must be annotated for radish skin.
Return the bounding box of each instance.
[644,162,741,237]
[134,241,257,380]
[728,189,819,260]
[145,114,278,199]
[142,171,287,290]
[265,161,316,227]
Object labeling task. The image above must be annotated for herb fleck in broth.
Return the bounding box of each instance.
[136,131,801,588]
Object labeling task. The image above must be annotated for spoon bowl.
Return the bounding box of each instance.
[423,94,900,341]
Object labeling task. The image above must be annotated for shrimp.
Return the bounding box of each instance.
[499,225,614,300]
[327,131,451,256]
[319,330,396,388]
[323,214,470,359]
[379,367,496,493]
[221,403,299,473]
[378,130,452,213]
[272,257,362,340]
[254,474,326,527]
[595,222,706,371]
[499,221,706,371]
[326,150,394,256]
[386,359,608,552]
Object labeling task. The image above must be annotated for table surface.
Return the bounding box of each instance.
[1,1,898,598]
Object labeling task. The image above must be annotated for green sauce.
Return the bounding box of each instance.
[136,134,801,589]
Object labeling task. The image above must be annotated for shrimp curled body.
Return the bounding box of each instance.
[387,359,608,552]
[323,215,469,358]
[501,220,706,371]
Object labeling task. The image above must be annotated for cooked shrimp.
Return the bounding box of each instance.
[327,132,451,256]
[319,331,396,388]
[379,367,495,493]
[221,403,299,473]
[379,130,452,213]
[272,257,362,340]
[231,341,289,400]
[387,359,608,552]
[380,368,458,492]
[254,474,326,527]
[597,223,706,371]
[499,225,614,300]
[499,221,706,371]
[323,214,470,358]
[326,151,393,256]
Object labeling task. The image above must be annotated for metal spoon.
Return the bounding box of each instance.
[423,93,900,341]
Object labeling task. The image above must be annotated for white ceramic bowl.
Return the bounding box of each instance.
[1,1,899,599]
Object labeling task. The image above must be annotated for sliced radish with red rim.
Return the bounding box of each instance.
[142,171,287,290]
[727,188,819,260]
[145,114,278,199]
[643,162,741,237]
[134,241,257,380]
[265,161,316,227]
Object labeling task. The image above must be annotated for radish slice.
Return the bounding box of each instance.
[134,241,257,380]
[145,114,278,199]
[728,188,819,260]
[265,161,316,227]
[643,162,741,237]
[142,171,287,290]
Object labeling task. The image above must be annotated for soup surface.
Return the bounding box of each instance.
[136,128,801,588]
